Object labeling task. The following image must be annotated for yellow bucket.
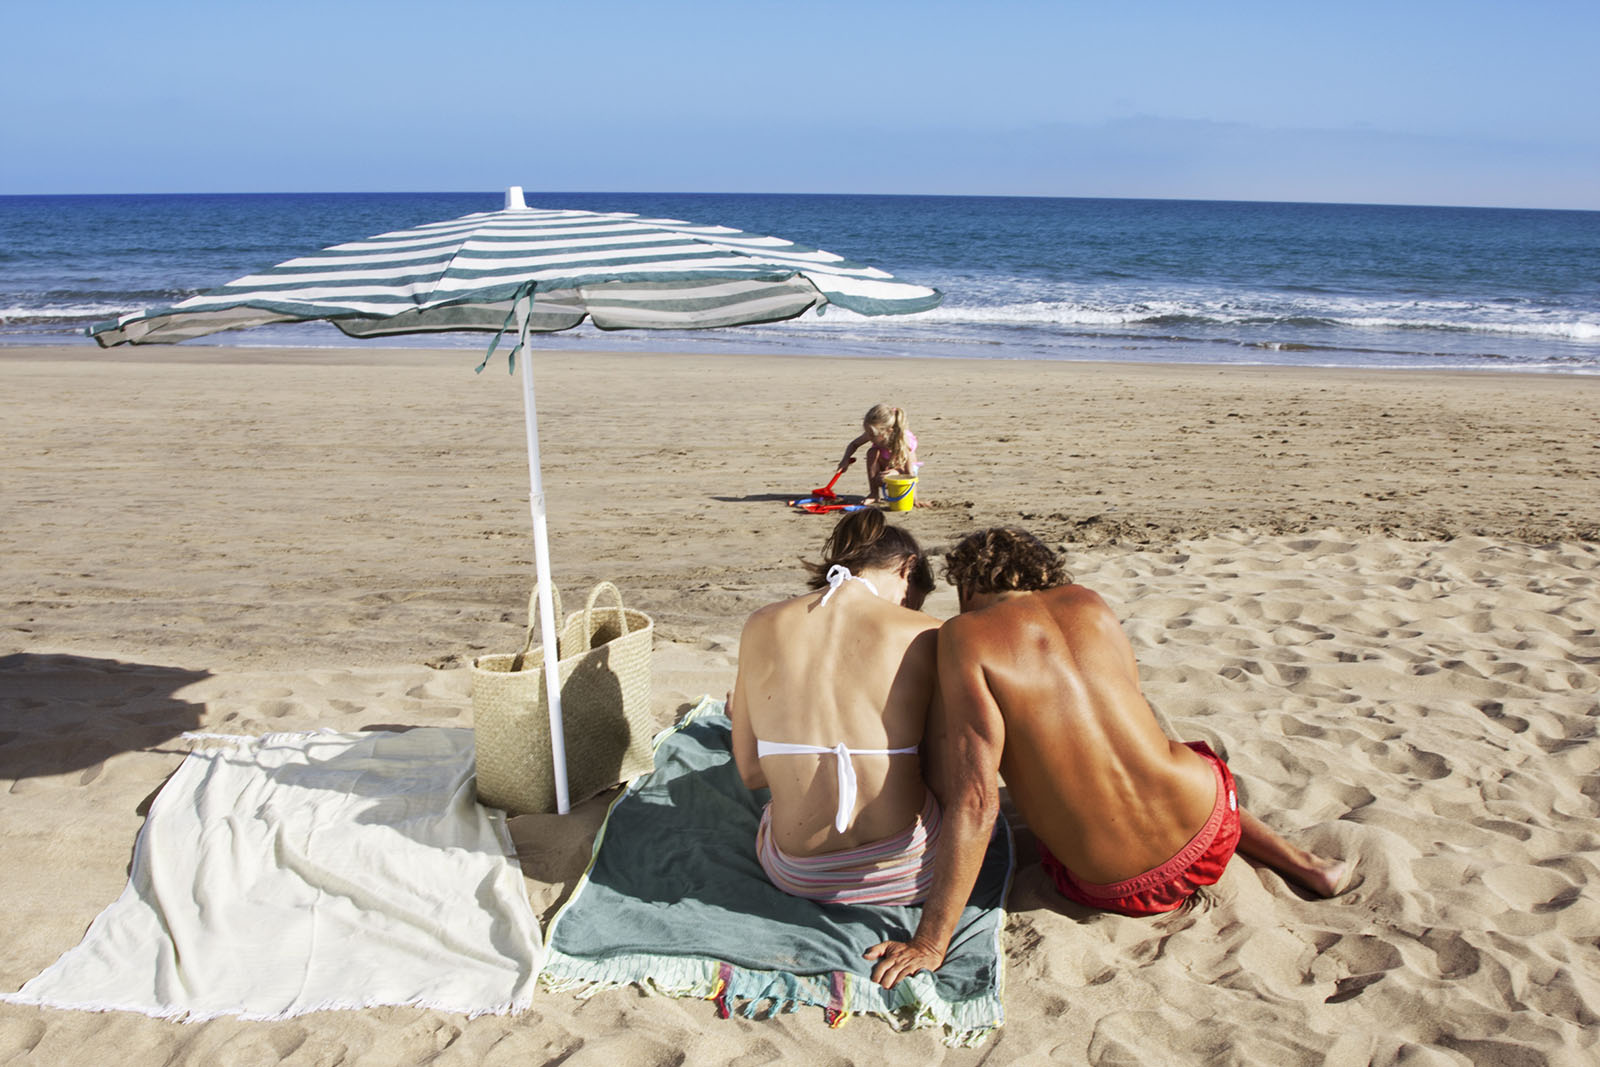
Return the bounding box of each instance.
[882,475,917,511]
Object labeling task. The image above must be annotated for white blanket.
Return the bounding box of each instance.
[2,728,541,1020]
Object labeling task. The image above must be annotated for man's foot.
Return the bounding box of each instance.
[1290,854,1350,898]
[1237,810,1351,898]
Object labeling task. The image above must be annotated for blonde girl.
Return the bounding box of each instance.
[836,404,918,504]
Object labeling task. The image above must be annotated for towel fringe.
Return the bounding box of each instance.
[0,990,534,1023]
[539,947,1002,1047]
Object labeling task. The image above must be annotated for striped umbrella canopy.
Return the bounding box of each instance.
[88,188,942,814]
[89,188,941,346]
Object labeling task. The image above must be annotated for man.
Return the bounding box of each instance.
[865,527,1348,989]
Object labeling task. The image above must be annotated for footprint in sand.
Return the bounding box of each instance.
[395,1018,463,1056]
[1356,743,1451,781]
[1324,971,1385,1003]
[1322,931,1405,980]
[1482,864,1580,914]
[1418,928,1483,980]
[1218,662,1263,682]
[726,1039,784,1067]
[1478,818,1535,842]
[200,1023,325,1063]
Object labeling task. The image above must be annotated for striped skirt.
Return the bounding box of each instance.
[756,791,942,906]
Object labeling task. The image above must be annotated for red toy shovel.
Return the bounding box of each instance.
[811,465,849,501]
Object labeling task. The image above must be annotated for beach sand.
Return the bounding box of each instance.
[3,345,1598,1064]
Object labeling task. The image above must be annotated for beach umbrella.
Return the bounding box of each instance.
[89,187,942,813]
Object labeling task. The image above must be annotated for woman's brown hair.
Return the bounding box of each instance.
[804,509,934,596]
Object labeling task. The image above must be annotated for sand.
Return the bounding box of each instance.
[2,344,1598,1065]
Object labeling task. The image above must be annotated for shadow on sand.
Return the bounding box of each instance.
[0,652,210,782]
[709,492,866,505]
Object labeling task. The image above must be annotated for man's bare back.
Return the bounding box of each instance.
[867,527,1348,990]
[944,582,1221,883]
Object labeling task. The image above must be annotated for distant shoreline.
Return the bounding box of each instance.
[5,338,1599,378]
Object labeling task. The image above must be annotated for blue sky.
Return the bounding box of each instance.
[5,0,1597,208]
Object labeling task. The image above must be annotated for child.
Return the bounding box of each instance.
[837,404,918,504]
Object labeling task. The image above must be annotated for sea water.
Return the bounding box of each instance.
[2,191,1596,373]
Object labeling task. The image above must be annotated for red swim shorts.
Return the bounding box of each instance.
[1037,741,1241,916]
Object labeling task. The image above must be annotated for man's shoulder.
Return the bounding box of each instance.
[942,584,1112,640]
[938,597,1020,656]
[1045,582,1112,614]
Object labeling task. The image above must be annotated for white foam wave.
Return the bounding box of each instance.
[868,294,1600,343]
[0,303,141,321]
[1340,315,1600,342]
[663,292,1600,350]
[915,300,1198,327]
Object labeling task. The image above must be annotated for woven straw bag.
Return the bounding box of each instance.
[471,581,655,814]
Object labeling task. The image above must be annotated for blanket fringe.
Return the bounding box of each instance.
[538,949,1001,1048]
[0,989,535,1023]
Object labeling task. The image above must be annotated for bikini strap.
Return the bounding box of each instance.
[819,564,880,607]
[756,738,918,833]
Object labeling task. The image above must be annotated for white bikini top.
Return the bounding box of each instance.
[755,739,920,833]
[757,564,916,833]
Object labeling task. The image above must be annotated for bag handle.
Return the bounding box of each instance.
[511,580,563,671]
[581,581,630,646]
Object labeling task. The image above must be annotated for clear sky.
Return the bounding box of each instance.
[5,0,1597,209]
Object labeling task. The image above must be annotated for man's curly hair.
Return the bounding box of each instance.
[941,527,1070,595]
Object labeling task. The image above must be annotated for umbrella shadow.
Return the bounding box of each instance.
[0,652,210,782]
[710,492,815,504]
[506,788,621,927]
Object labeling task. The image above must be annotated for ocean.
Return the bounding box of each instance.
[2,191,1597,373]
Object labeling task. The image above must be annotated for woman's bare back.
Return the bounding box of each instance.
[731,580,938,855]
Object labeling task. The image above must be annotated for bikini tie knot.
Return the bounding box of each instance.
[832,742,856,833]
[820,564,852,605]
[819,564,879,606]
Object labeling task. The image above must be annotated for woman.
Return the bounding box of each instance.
[728,509,940,905]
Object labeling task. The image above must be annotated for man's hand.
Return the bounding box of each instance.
[863,937,946,989]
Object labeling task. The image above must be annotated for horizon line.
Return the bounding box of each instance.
[4,189,1598,215]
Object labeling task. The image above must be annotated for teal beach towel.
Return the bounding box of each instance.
[539,698,1012,1045]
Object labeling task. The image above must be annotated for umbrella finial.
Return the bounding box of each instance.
[505,186,528,211]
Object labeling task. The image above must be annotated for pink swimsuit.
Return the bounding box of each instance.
[873,431,916,467]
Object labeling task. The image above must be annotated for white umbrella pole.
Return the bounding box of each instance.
[515,299,571,815]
